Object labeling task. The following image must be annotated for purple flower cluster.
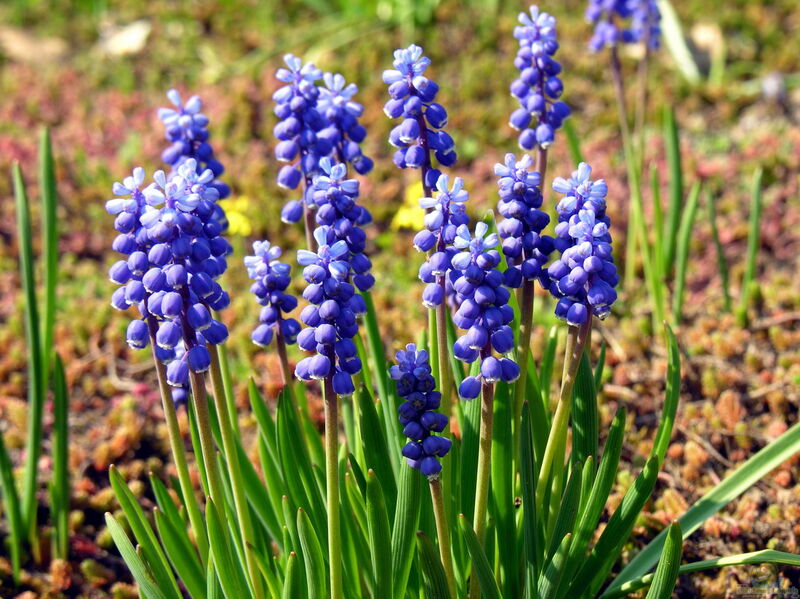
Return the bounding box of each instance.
[294,228,365,396]
[546,163,618,326]
[391,344,451,477]
[494,153,554,288]
[586,0,661,52]
[273,55,372,224]
[107,158,231,387]
[158,89,231,201]
[450,223,520,399]
[309,158,375,292]
[244,241,301,348]
[412,175,470,309]
[509,6,570,150]
[383,44,456,190]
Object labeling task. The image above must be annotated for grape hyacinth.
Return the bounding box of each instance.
[450,223,519,399]
[309,158,375,292]
[383,44,456,192]
[413,175,470,309]
[494,153,554,288]
[546,162,619,325]
[244,240,301,348]
[317,73,374,175]
[391,344,451,476]
[586,0,661,52]
[509,6,570,150]
[158,89,231,201]
[294,227,364,396]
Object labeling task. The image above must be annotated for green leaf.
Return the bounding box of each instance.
[13,162,44,540]
[593,342,606,392]
[358,387,397,515]
[458,370,482,521]
[490,382,517,597]
[207,498,249,598]
[391,465,422,599]
[282,552,303,599]
[706,190,732,312]
[671,182,701,321]
[50,354,69,560]
[651,326,680,465]
[148,475,189,544]
[644,522,683,599]
[39,128,58,398]
[153,507,207,599]
[538,533,571,599]
[657,0,702,84]
[459,514,502,599]
[662,105,684,275]
[520,402,541,597]
[545,461,582,564]
[737,167,764,327]
[563,407,626,579]
[108,466,181,596]
[0,429,22,582]
[571,353,598,469]
[605,549,800,598]
[105,513,169,599]
[367,470,393,599]
[611,419,800,594]
[417,531,452,599]
[563,119,584,164]
[297,508,326,599]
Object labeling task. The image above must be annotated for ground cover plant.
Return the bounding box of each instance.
[1,0,800,597]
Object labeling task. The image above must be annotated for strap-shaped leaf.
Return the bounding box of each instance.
[545,461,582,564]
[391,465,422,598]
[0,429,22,581]
[359,388,397,515]
[651,326,680,464]
[520,402,542,596]
[297,508,326,598]
[571,353,598,470]
[644,522,683,599]
[417,531,452,599]
[538,533,571,599]
[281,552,302,599]
[207,498,249,598]
[367,470,393,599]
[105,513,168,599]
[153,507,206,599]
[459,515,502,599]
[491,381,518,597]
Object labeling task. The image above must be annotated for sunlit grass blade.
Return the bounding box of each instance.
[391,466,422,599]
[604,549,800,598]
[662,105,683,275]
[706,190,732,312]
[13,163,44,542]
[610,418,800,593]
[736,167,764,327]
[417,531,452,599]
[297,508,327,599]
[39,128,58,401]
[105,513,169,599]
[108,465,182,596]
[367,470,393,599]
[651,326,680,465]
[0,430,22,582]
[459,514,502,599]
[644,521,682,599]
[153,507,207,599]
[50,354,69,560]
[671,182,701,323]
[281,551,302,599]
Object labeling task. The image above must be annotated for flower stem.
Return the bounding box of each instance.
[209,347,264,598]
[323,376,343,599]
[469,373,495,599]
[429,476,457,599]
[435,298,452,418]
[274,316,293,389]
[534,319,592,516]
[146,320,208,564]
[187,369,224,504]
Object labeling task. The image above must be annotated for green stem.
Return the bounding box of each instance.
[535,319,591,515]
[469,375,495,599]
[435,301,452,423]
[147,321,208,564]
[209,347,264,598]
[187,369,224,504]
[275,318,293,389]
[429,476,457,599]
[324,377,343,599]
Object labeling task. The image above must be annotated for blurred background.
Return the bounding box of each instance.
[0,0,799,595]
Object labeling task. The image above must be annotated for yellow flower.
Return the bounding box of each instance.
[224,195,253,237]
[391,181,425,231]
